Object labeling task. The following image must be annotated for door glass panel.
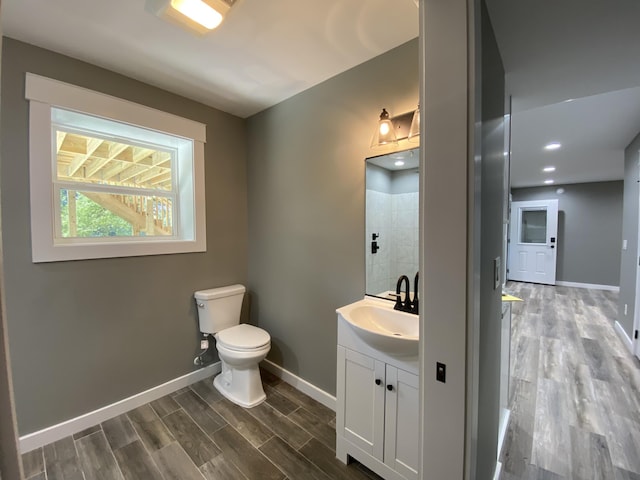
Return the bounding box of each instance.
[520,209,547,243]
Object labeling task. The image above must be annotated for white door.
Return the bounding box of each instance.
[338,347,385,459]
[508,199,559,285]
[384,366,419,480]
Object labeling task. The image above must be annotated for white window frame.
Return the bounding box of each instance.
[26,73,207,262]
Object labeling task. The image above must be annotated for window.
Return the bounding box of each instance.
[26,74,206,262]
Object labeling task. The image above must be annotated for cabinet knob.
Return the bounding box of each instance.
[375,379,382,385]
[387,385,394,391]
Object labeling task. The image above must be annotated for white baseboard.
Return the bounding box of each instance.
[555,281,619,292]
[20,363,221,453]
[615,321,634,355]
[262,359,336,411]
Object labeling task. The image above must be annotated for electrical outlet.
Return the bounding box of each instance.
[625,304,628,316]
[436,362,446,383]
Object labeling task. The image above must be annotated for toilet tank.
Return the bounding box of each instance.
[194,284,245,334]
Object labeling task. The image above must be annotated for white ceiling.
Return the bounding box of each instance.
[509,87,640,188]
[1,0,419,118]
[367,148,420,172]
[4,1,639,187]
[486,0,640,187]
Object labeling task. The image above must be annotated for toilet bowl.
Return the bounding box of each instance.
[194,286,271,408]
[213,323,270,407]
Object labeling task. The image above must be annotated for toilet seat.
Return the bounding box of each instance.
[216,324,270,351]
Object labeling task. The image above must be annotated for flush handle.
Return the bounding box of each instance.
[198,303,204,308]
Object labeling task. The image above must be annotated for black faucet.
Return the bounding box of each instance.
[393,273,419,314]
[411,272,419,314]
[394,275,412,313]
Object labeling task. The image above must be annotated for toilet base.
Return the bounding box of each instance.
[213,364,266,408]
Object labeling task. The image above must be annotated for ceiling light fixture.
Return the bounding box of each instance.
[395,160,405,167]
[544,143,561,151]
[543,166,556,172]
[544,179,554,184]
[149,0,235,34]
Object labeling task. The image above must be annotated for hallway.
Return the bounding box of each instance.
[501,282,640,479]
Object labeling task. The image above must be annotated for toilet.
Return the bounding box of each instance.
[194,285,270,408]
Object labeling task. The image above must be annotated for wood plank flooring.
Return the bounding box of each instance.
[501,282,640,480]
[22,370,382,480]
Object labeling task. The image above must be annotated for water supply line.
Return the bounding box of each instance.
[194,333,212,366]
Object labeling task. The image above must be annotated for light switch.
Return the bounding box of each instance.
[623,240,628,250]
[436,362,446,383]
[494,257,501,290]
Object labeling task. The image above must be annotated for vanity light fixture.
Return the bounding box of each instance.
[408,105,420,143]
[371,109,398,148]
[544,142,561,151]
[370,107,419,148]
[149,0,235,34]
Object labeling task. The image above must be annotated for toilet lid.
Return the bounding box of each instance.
[216,324,270,350]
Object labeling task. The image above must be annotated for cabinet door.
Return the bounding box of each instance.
[384,366,419,479]
[339,347,385,459]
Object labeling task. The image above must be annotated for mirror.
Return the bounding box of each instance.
[365,147,419,299]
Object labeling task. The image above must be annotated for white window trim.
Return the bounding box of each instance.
[26,73,207,262]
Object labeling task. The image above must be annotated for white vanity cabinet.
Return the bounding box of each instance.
[336,306,419,480]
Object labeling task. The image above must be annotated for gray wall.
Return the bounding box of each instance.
[365,163,392,194]
[391,168,419,194]
[0,28,26,480]
[618,133,640,336]
[512,181,623,287]
[365,163,419,195]
[476,1,506,477]
[1,38,248,434]
[246,39,419,394]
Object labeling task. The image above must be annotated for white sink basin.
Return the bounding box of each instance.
[337,298,419,356]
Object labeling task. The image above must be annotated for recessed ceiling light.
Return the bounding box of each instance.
[395,160,405,167]
[544,143,561,151]
[544,179,554,184]
[543,166,556,172]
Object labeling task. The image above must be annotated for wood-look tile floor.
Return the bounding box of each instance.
[501,282,640,480]
[21,369,382,480]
